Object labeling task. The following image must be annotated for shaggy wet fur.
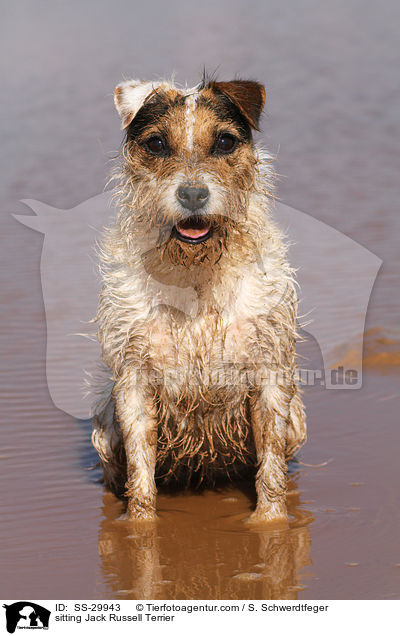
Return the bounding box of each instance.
[91,76,306,522]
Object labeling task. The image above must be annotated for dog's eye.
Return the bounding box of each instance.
[145,135,167,156]
[214,133,238,155]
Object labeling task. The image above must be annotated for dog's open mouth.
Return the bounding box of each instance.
[174,217,212,244]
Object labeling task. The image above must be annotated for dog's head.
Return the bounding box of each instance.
[114,77,272,267]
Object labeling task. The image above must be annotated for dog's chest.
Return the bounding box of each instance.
[147,312,257,480]
[144,310,252,400]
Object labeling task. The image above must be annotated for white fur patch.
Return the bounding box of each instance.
[184,92,198,151]
[114,79,174,129]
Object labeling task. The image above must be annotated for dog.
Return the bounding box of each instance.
[91,75,306,523]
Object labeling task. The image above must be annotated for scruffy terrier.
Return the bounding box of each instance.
[91,76,306,523]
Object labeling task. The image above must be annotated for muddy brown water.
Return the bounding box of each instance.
[1,0,400,600]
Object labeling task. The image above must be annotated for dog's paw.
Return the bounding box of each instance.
[245,501,289,528]
[124,499,157,522]
[118,510,158,523]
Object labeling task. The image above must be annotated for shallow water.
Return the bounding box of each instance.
[1,0,400,600]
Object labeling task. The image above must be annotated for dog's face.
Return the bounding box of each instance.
[114,78,267,266]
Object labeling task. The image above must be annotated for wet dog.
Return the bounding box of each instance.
[91,76,306,522]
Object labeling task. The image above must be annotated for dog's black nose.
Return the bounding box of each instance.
[176,185,209,211]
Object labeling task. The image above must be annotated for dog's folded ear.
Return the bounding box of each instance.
[210,80,266,130]
[114,80,166,129]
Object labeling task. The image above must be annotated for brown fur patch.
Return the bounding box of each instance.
[207,80,266,130]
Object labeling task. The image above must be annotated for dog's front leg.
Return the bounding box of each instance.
[114,380,158,520]
[249,386,289,523]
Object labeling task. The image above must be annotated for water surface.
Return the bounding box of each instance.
[1,0,399,600]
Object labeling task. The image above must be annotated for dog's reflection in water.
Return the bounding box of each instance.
[97,477,313,600]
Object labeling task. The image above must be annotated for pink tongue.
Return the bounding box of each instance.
[177,221,210,239]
